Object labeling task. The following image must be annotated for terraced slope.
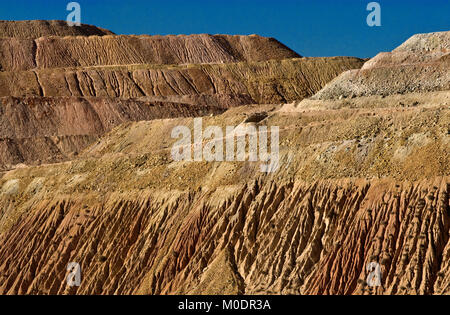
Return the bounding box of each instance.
[0,95,448,295]
[1,24,447,296]
[0,81,449,296]
[0,45,363,169]
[312,31,450,100]
[0,96,227,170]
[0,57,364,100]
[0,21,366,171]
[0,56,364,170]
[0,34,301,71]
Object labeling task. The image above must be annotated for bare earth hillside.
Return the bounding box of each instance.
[0,58,363,100]
[0,20,115,38]
[0,93,448,295]
[0,34,301,71]
[312,31,450,99]
[0,29,363,170]
[0,22,448,295]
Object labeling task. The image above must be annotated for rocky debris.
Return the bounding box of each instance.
[312,31,450,100]
[393,31,450,53]
[244,112,268,123]
[79,99,449,184]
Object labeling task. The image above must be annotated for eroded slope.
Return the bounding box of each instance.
[0,57,364,100]
[0,57,364,170]
[0,27,447,296]
[0,93,448,295]
[0,34,301,71]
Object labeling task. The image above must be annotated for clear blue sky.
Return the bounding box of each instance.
[0,0,449,58]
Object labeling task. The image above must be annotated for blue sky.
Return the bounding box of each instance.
[0,0,449,58]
